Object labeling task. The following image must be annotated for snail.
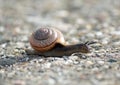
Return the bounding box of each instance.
[26,26,93,57]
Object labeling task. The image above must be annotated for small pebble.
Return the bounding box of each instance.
[85,61,94,67]
[107,59,117,63]
[69,56,79,61]
[64,60,73,65]
[43,63,51,69]
[97,60,105,65]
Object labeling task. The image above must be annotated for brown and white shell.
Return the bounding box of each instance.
[29,27,65,52]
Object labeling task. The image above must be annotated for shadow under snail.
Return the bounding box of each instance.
[26,27,94,57]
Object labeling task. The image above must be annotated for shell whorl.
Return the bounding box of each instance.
[29,27,65,52]
[33,27,57,47]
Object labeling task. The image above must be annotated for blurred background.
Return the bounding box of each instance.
[0,0,120,43]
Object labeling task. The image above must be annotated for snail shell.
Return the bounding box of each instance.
[29,27,65,52]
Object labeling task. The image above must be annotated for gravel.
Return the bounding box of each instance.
[0,0,120,85]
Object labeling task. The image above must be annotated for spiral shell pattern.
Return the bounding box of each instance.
[29,27,65,52]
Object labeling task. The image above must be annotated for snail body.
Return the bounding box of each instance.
[28,27,90,57]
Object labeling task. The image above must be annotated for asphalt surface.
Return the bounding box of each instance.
[0,0,120,85]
